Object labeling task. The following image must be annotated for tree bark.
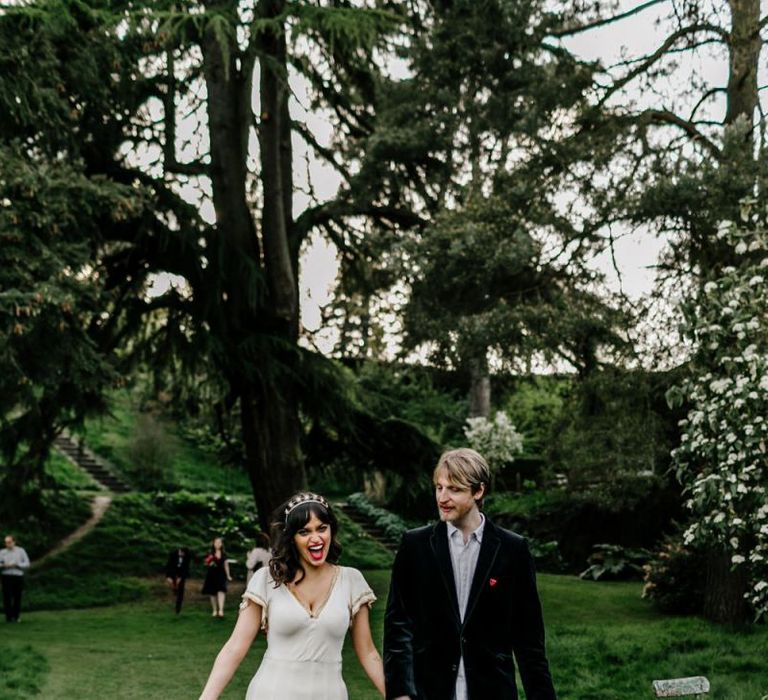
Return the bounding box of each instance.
[202,8,260,293]
[240,383,305,532]
[258,0,299,333]
[725,0,760,127]
[703,549,749,624]
[468,355,491,419]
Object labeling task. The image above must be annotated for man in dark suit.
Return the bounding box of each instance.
[165,546,192,614]
[384,448,556,700]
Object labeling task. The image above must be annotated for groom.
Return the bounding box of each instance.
[384,448,556,700]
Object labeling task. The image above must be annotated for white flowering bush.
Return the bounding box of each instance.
[669,212,768,619]
[463,411,523,471]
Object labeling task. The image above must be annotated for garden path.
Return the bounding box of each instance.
[32,494,112,568]
[53,432,131,492]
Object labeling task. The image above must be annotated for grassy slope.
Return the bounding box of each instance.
[44,451,101,491]
[3,573,768,699]
[79,390,251,493]
[24,492,393,611]
[0,490,92,561]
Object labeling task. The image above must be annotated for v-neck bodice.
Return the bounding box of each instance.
[242,566,375,666]
[241,566,376,699]
[286,566,340,619]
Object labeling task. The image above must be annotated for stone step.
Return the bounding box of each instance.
[338,504,399,550]
[53,433,131,493]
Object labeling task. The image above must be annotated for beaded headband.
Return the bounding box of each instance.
[284,493,329,521]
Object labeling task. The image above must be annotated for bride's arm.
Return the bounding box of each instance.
[351,605,385,697]
[199,602,262,699]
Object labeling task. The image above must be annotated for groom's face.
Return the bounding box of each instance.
[434,468,482,526]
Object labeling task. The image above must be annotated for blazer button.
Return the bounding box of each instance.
[461,637,467,644]
[451,664,458,672]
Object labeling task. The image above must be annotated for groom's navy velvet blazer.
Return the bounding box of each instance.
[384,519,556,700]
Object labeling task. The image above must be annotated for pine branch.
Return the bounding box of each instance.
[550,0,669,38]
[294,200,426,247]
[292,119,352,183]
[636,109,721,156]
[689,87,727,121]
[598,23,729,107]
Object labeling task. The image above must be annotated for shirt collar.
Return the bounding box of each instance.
[446,513,485,544]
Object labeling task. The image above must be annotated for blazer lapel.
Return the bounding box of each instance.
[430,521,461,624]
[463,518,501,625]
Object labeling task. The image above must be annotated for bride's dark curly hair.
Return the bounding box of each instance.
[268,492,342,586]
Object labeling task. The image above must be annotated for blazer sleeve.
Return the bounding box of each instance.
[384,533,417,700]
[513,538,557,700]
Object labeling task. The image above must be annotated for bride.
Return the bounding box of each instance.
[198,492,385,699]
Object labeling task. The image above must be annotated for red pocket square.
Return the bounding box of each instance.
[489,578,498,588]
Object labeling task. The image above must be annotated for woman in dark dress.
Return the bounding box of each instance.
[202,537,231,617]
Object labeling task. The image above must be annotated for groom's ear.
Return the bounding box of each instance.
[474,483,486,502]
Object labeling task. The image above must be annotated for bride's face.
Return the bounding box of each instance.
[294,512,331,568]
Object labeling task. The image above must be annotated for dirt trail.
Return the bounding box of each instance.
[33,494,112,568]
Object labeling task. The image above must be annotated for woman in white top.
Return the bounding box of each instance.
[199,492,385,699]
[245,532,271,584]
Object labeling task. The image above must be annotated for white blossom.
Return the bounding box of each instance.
[672,217,768,618]
[464,412,523,470]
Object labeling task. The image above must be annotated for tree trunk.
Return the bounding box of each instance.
[726,0,760,127]
[240,383,305,532]
[201,0,306,525]
[258,0,299,333]
[703,549,749,624]
[468,355,491,419]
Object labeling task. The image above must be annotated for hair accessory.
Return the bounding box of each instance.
[284,493,329,520]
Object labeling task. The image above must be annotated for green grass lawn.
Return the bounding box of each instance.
[3,571,768,699]
[539,574,768,699]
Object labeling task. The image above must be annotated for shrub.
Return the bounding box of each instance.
[642,536,707,615]
[527,538,564,573]
[126,413,177,489]
[464,411,523,473]
[580,543,650,581]
[0,490,92,559]
[347,492,410,542]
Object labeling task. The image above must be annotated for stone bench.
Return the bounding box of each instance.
[652,676,710,698]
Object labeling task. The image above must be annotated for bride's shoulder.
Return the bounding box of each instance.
[337,565,370,587]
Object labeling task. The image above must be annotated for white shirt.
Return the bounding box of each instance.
[447,515,485,700]
[0,546,30,576]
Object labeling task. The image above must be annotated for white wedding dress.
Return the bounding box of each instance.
[241,565,376,700]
